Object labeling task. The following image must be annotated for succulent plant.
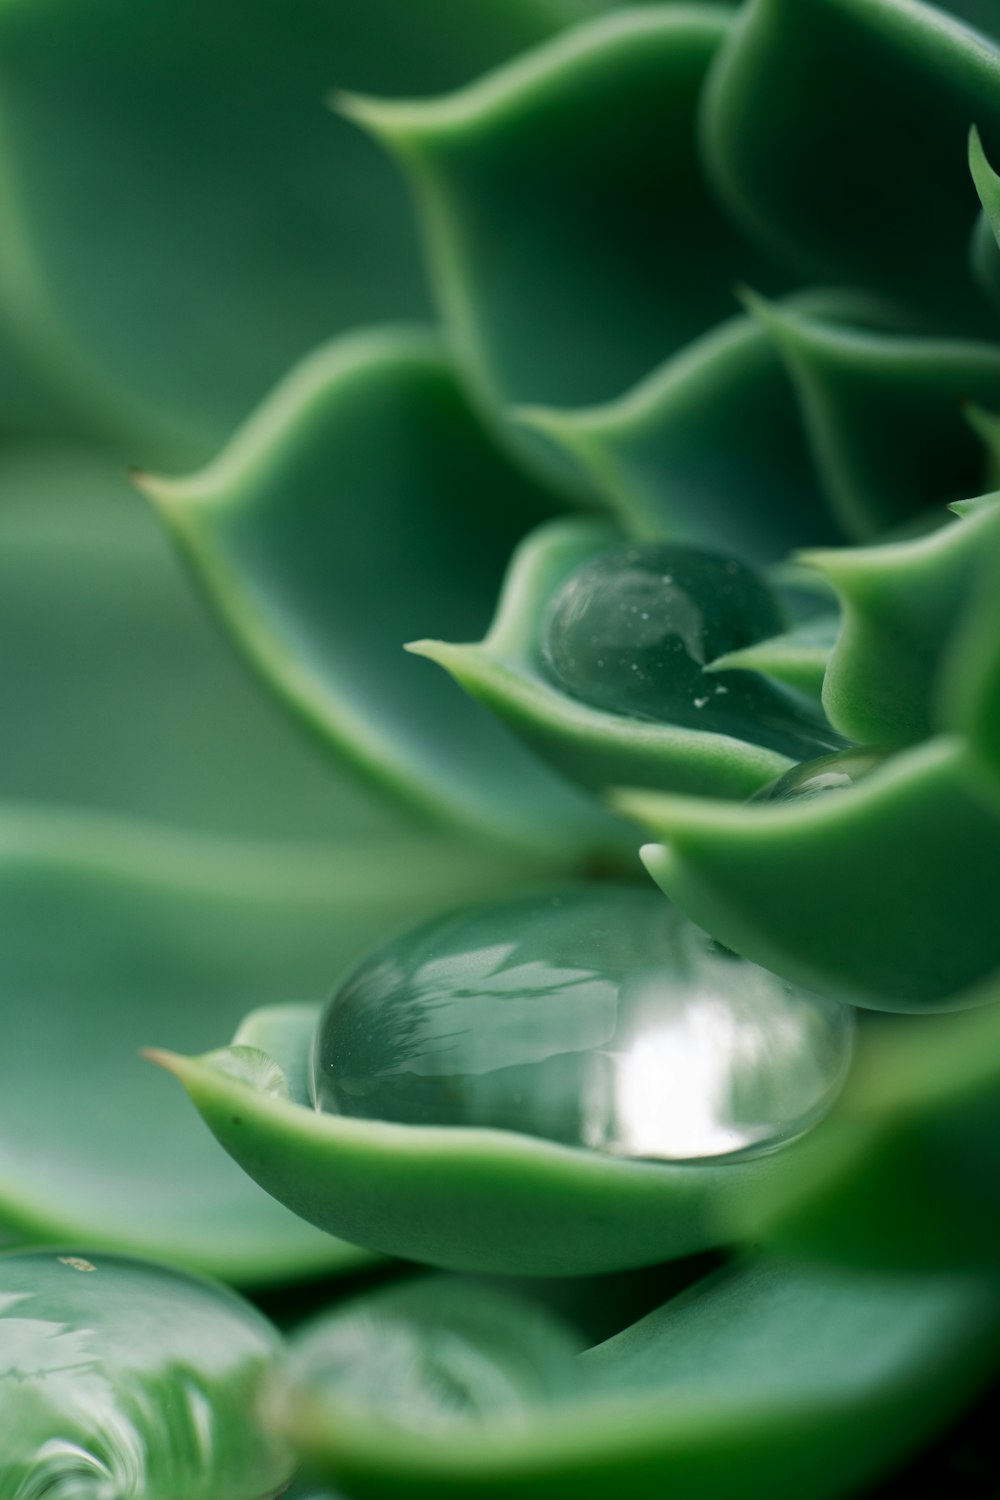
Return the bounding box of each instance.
[2,0,1000,1496]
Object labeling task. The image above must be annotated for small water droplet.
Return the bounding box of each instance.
[312,887,854,1163]
[752,747,890,803]
[541,543,843,758]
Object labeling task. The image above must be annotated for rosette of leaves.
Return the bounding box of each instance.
[1,0,1000,1497]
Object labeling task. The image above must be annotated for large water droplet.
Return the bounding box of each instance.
[752,747,890,803]
[541,543,843,759]
[312,887,854,1163]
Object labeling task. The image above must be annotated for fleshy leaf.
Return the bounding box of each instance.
[155,1005,816,1277]
[411,518,822,805]
[345,9,781,429]
[271,1257,1000,1500]
[944,516,1000,802]
[141,328,613,855]
[969,125,1000,310]
[707,612,838,703]
[702,0,1000,331]
[0,1248,292,1498]
[517,297,853,563]
[274,1278,585,1433]
[0,442,400,839]
[0,807,537,1282]
[621,737,1000,1012]
[0,0,575,462]
[806,495,1000,744]
[746,295,1000,537]
[738,983,1000,1269]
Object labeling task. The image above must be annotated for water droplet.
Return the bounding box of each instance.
[285,1281,583,1434]
[752,747,890,803]
[541,543,843,759]
[312,887,854,1163]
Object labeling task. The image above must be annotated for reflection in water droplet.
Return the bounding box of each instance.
[752,747,890,803]
[312,887,854,1162]
[541,543,844,759]
[287,1281,582,1434]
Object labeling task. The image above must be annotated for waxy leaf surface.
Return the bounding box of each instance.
[272,1257,1000,1500]
[625,737,1000,1011]
[0,809,534,1281]
[143,329,611,855]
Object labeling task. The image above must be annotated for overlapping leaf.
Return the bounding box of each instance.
[622,737,1000,1011]
[745,296,1000,537]
[807,494,1000,744]
[142,329,614,854]
[346,7,781,469]
[702,0,1000,332]
[270,1257,1000,1500]
[412,518,818,806]
[0,807,534,1282]
[0,0,582,462]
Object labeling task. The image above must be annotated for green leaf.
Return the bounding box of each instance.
[702,0,1000,332]
[0,442,401,840]
[271,1257,1000,1500]
[969,125,1000,311]
[275,1278,585,1433]
[708,612,838,703]
[740,985,1000,1269]
[345,9,780,434]
[0,807,537,1282]
[517,296,855,564]
[141,328,612,856]
[412,518,834,805]
[0,1247,293,1498]
[0,0,577,463]
[745,295,1000,537]
[806,495,1000,744]
[944,513,1000,802]
[620,736,1000,1011]
[154,1001,814,1277]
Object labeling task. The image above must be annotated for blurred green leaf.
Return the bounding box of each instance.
[143,328,615,855]
[0,807,537,1281]
[623,736,1000,1011]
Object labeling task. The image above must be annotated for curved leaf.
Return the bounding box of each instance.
[621,737,1000,1011]
[0,442,399,839]
[702,0,1000,331]
[739,981,1000,1269]
[271,1256,1000,1500]
[517,298,846,563]
[944,515,1000,802]
[0,1248,292,1499]
[345,8,780,432]
[806,494,1000,744]
[411,518,823,806]
[0,807,536,1283]
[153,1003,813,1277]
[141,328,613,855]
[0,0,577,463]
[746,295,1000,537]
[708,612,838,703]
[968,126,1000,310]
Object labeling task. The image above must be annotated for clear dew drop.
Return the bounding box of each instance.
[752,747,890,803]
[311,886,855,1163]
[540,542,844,760]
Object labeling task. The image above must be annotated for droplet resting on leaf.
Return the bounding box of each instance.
[540,542,843,759]
[752,747,890,803]
[312,885,854,1163]
[0,1248,292,1500]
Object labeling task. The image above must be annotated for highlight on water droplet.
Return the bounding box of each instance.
[752,747,890,803]
[311,886,855,1164]
[540,542,844,758]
